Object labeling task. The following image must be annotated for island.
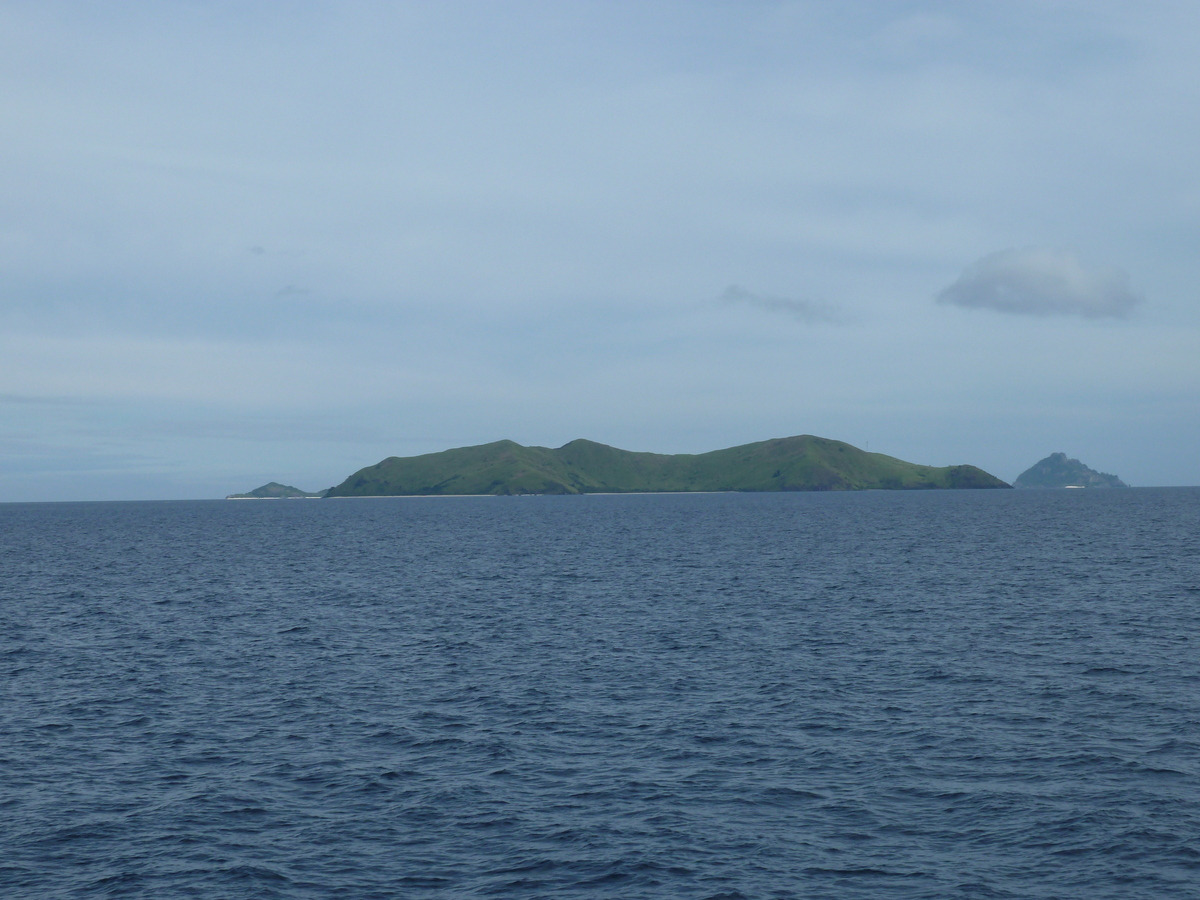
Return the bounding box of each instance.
[1013,453,1128,489]
[226,482,329,499]
[323,435,1010,497]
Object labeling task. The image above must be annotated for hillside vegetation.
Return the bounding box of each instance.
[324,435,1009,496]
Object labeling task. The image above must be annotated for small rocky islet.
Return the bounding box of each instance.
[225,482,328,499]
[1013,453,1128,489]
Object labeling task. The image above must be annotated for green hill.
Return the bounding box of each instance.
[324,435,1010,497]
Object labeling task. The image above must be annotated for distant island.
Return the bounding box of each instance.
[1013,453,1128,489]
[226,482,329,499]
[322,435,1010,497]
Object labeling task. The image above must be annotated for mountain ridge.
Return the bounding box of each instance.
[324,435,1010,497]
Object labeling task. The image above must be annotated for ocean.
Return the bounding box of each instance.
[2,488,1198,898]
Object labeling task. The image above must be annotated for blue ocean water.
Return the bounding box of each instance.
[2,488,1198,899]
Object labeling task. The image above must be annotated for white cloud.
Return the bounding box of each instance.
[936,247,1142,318]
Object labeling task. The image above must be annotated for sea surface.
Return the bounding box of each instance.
[2,488,1198,899]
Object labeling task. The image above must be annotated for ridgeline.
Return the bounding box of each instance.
[324,435,1010,497]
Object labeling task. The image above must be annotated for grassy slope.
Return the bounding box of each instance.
[325,435,1009,496]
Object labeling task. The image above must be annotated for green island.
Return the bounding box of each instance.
[322,435,1010,497]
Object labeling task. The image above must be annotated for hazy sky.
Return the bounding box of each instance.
[3,1,1198,500]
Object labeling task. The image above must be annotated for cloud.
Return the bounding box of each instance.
[721,285,845,324]
[936,247,1141,318]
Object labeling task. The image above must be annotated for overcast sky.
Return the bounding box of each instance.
[2,1,1198,500]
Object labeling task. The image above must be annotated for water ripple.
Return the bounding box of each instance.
[1,488,1198,898]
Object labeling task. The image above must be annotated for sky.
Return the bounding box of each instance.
[2,0,1198,500]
